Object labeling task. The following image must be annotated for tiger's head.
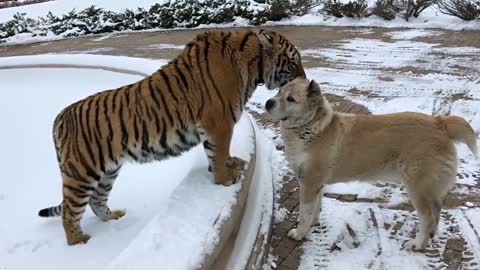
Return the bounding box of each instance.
[258,29,306,90]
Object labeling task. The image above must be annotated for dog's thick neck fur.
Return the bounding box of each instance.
[280,96,335,145]
[279,96,335,179]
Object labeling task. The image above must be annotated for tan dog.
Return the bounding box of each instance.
[265,78,478,251]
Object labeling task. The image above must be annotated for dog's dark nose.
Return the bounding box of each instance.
[265,99,275,111]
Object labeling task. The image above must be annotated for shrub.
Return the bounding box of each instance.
[322,0,368,18]
[371,0,401,19]
[1,12,38,37]
[396,0,436,20]
[342,0,369,17]
[260,0,314,21]
[437,0,480,20]
[322,0,344,17]
[291,0,316,15]
[267,0,292,20]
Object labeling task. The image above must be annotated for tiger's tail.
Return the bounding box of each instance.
[38,203,62,217]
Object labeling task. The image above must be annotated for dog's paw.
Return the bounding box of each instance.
[288,228,306,241]
[404,239,426,252]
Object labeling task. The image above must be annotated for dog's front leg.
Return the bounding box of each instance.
[288,179,324,241]
[313,187,324,224]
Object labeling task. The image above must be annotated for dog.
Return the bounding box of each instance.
[265,78,478,251]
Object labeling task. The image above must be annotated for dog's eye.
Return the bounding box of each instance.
[287,96,295,102]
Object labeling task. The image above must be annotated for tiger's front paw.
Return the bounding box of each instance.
[226,156,247,171]
[215,168,243,186]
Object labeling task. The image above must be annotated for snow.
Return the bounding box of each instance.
[302,37,480,101]
[302,39,436,70]
[299,200,434,270]
[0,55,258,270]
[387,29,442,40]
[305,38,479,192]
[324,182,383,199]
[225,116,275,270]
[455,208,480,264]
[107,115,254,270]
[142,44,185,50]
[270,6,480,31]
[247,28,479,269]
[0,54,166,75]
[299,200,480,270]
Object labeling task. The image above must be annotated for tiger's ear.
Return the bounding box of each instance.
[259,29,274,52]
[307,80,321,97]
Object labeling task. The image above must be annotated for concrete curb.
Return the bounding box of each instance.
[201,117,258,270]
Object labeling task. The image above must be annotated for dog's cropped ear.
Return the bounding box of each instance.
[307,80,321,97]
[259,29,274,53]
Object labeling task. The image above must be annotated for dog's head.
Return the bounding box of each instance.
[265,78,325,128]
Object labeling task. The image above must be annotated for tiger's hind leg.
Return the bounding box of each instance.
[61,173,97,246]
[89,167,125,222]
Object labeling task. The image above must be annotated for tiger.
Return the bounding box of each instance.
[38,29,306,246]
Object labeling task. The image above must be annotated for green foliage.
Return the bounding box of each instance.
[322,0,368,18]
[371,0,400,20]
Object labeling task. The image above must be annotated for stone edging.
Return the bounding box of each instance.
[201,115,275,270]
[0,64,150,77]
[202,117,258,270]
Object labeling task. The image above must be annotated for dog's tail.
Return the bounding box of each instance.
[438,116,478,158]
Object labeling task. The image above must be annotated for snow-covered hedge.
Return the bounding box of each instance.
[322,0,369,18]
[396,0,436,21]
[321,0,435,20]
[371,0,400,20]
[0,0,314,43]
[437,0,480,20]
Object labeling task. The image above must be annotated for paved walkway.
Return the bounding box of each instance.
[2,25,479,66]
[2,25,479,270]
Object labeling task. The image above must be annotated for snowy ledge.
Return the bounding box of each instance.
[0,54,275,270]
[0,54,164,76]
[106,113,257,270]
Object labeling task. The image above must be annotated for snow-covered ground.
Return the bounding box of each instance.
[0,55,265,270]
[248,28,480,269]
[0,0,479,45]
